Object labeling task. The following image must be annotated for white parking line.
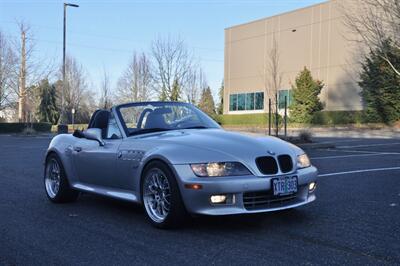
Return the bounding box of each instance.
[337,142,400,148]
[316,139,363,145]
[311,152,400,160]
[317,149,381,154]
[319,167,400,177]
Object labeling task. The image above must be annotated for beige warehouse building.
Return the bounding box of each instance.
[223,0,362,114]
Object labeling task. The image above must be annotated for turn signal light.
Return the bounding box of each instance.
[184,184,203,190]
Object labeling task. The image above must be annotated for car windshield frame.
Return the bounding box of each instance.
[115,101,221,137]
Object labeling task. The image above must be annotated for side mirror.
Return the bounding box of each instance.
[73,129,85,138]
[84,128,105,146]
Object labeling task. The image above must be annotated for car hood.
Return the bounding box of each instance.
[129,129,302,166]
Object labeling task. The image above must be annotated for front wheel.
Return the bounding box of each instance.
[141,161,188,229]
[44,154,79,203]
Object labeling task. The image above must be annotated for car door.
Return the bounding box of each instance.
[72,113,123,188]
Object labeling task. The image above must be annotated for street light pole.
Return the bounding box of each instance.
[71,108,75,130]
[58,2,79,134]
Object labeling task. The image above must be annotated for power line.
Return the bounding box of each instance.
[3,33,224,62]
[1,0,323,4]
[0,20,224,52]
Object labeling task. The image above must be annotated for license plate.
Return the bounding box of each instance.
[272,176,298,196]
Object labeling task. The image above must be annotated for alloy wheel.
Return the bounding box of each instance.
[143,168,171,223]
[45,158,61,198]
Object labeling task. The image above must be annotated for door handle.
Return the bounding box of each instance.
[74,146,82,152]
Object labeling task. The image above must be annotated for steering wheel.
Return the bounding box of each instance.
[172,115,193,128]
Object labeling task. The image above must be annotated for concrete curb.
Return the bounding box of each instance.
[297,142,336,150]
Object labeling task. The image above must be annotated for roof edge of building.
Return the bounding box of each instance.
[224,0,329,31]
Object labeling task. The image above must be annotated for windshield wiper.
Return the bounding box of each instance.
[181,126,209,129]
[129,128,172,136]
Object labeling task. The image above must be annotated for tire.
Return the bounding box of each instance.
[44,153,79,203]
[141,161,188,229]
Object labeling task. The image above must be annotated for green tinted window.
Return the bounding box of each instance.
[245,93,255,110]
[237,94,245,110]
[229,94,237,111]
[229,92,263,111]
[255,92,264,110]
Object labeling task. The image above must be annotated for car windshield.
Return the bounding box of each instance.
[116,102,220,136]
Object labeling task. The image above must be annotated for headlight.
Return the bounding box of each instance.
[297,154,311,169]
[190,162,251,177]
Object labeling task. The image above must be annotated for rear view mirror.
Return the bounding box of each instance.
[84,128,105,146]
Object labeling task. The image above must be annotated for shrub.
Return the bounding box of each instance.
[32,123,52,132]
[0,123,52,133]
[216,113,282,126]
[21,127,37,135]
[51,124,88,133]
[298,130,313,143]
[311,111,364,125]
[218,111,365,127]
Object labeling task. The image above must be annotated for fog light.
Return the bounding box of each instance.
[309,182,316,192]
[210,195,227,204]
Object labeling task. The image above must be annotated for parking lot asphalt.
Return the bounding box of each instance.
[0,135,399,265]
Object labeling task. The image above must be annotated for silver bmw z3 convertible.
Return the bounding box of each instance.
[44,101,318,228]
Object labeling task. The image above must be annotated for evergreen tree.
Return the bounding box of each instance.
[198,86,215,116]
[159,89,168,101]
[289,67,324,123]
[159,79,181,101]
[217,80,224,114]
[170,79,181,101]
[36,79,59,124]
[359,40,400,124]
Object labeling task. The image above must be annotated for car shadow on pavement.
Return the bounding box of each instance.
[76,192,313,231]
[189,208,312,231]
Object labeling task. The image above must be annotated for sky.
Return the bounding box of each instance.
[0,0,325,99]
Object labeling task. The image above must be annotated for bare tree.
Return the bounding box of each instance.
[265,34,282,112]
[99,67,112,109]
[0,30,17,111]
[116,52,152,103]
[16,23,29,121]
[184,67,206,104]
[341,0,400,76]
[9,22,56,122]
[151,35,194,100]
[58,55,91,123]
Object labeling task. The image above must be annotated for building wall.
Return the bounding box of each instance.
[224,0,363,114]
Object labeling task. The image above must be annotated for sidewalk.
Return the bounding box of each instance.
[225,126,400,139]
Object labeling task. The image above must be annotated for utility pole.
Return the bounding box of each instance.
[275,93,278,137]
[58,2,79,134]
[71,108,75,130]
[284,96,287,137]
[61,3,67,125]
[18,27,26,122]
[268,98,271,136]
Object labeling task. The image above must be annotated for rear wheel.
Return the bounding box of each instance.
[44,154,79,203]
[141,161,188,229]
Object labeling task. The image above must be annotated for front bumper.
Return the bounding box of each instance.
[173,165,318,215]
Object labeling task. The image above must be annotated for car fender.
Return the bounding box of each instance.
[44,134,79,185]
